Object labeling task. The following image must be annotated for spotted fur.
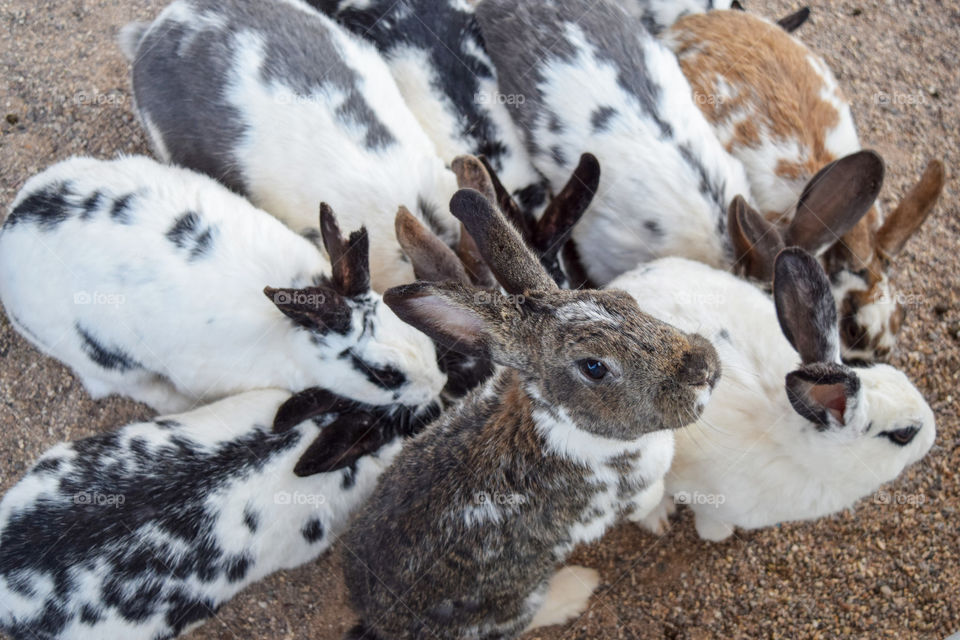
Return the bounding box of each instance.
[0,156,445,414]
[666,10,945,359]
[309,0,552,218]
[342,188,720,638]
[0,389,427,640]
[121,0,459,292]
[475,0,754,286]
[609,251,935,541]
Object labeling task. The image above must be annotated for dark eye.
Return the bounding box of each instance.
[882,426,920,447]
[578,359,608,381]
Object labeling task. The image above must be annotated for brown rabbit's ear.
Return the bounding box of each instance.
[533,153,600,260]
[456,222,496,287]
[728,195,784,282]
[876,159,945,257]
[449,189,557,294]
[776,6,810,32]
[785,150,885,254]
[476,155,534,238]
[320,203,370,297]
[395,206,471,284]
[384,280,527,368]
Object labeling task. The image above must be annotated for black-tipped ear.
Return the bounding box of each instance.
[785,363,860,429]
[383,281,493,359]
[320,203,371,297]
[264,285,352,335]
[293,412,385,476]
[731,0,746,10]
[773,248,840,364]
[534,153,600,260]
[786,150,884,254]
[450,189,556,294]
[395,206,471,284]
[776,6,810,32]
[728,195,784,282]
[273,387,354,433]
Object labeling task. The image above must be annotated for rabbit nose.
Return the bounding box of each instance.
[680,338,720,389]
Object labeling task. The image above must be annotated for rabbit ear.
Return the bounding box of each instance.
[457,222,496,287]
[264,286,352,335]
[293,411,386,476]
[533,153,600,260]
[449,189,557,294]
[876,159,945,257]
[773,248,840,364]
[384,280,525,366]
[273,387,356,433]
[452,155,498,205]
[395,206,471,284]
[478,155,537,239]
[776,6,810,32]
[785,363,861,430]
[785,150,884,254]
[320,203,371,297]
[728,195,785,282]
[731,0,746,9]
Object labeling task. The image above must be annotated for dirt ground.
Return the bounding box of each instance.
[0,0,958,638]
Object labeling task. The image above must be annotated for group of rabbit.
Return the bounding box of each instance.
[0,0,945,638]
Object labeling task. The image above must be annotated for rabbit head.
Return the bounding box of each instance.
[387,189,721,439]
[773,248,935,475]
[265,204,445,409]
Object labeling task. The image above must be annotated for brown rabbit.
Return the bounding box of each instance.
[666,9,945,360]
[343,188,720,639]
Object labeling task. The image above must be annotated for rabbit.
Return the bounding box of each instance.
[664,8,946,360]
[305,0,553,219]
[0,386,440,640]
[395,152,602,399]
[472,0,861,289]
[607,238,935,542]
[119,0,459,292]
[341,187,721,639]
[0,155,445,415]
[620,0,737,34]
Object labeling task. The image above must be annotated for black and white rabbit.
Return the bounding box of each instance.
[120,0,458,292]
[307,0,553,218]
[474,0,876,288]
[0,387,438,640]
[342,187,721,638]
[0,156,445,414]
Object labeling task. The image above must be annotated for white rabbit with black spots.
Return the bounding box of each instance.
[0,156,445,414]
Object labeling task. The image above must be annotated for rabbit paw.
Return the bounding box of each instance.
[525,565,599,631]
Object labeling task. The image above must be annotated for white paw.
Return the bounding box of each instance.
[525,565,599,631]
[631,493,674,535]
[693,511,734,542]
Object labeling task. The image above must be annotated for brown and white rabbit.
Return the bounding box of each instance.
[665,9,946,360]
[342,188,720,639]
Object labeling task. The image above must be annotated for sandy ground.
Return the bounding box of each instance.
[0,0,958,638]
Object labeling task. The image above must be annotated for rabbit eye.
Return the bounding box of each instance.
[882,425,920,447]
[578,359,608,381]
